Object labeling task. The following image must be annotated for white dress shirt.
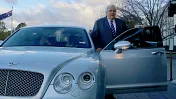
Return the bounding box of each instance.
[107,17,116,32]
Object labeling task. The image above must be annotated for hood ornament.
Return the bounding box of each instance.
[8,62,19,66]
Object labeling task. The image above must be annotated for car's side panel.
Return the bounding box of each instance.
[100,48,167,94]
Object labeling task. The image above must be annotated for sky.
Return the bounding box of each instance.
[0,0,122,30]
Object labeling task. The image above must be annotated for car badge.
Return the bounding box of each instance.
[8,62,19,66]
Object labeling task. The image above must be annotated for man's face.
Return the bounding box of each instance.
[107,7,116,20]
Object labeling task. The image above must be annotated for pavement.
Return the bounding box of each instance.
[113,59,176,99]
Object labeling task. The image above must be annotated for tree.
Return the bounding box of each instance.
[0,21,13,40]
[0,21,6,33]
[117,14,143,28]
[15,22,27,30]
[113,0,169,28]
[0,31,11,40]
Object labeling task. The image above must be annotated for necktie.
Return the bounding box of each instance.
[110,20,116,37]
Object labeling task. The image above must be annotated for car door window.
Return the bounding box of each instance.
[104,26,163,50]
[141,26,163,48]
[104,28,142,50]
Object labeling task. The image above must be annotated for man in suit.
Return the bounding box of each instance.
[91,5,127,99]
[91,5,127,52]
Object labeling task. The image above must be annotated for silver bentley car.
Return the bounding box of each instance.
[0,25,167,99]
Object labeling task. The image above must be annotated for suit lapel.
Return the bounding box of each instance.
[115,19,119,35]
[115,18,123,36]
[104,17,113,38]
[104,17,111,32]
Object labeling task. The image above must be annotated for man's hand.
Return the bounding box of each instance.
[96,48,102,52]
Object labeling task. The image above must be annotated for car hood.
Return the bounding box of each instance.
[0,46,92,72]
[0,46,95,98]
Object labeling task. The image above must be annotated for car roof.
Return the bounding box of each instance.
[22,25,86,30]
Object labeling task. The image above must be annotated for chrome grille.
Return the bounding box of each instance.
[0,70,8,96]
[0,69,44,96]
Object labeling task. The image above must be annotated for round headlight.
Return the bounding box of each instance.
[83,74,91,82]
[53,73,74,94]
[61,74,72,85]
[78,72,94,90]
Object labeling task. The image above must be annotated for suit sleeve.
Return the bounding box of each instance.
[91,20,104,49]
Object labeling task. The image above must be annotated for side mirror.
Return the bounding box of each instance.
[114,41,131,54]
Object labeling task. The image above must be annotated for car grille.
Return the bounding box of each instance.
[0,69,44,96]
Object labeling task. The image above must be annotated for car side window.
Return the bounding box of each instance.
[104,26,163,50]
[141,26,163,48]
[104,28,141,50]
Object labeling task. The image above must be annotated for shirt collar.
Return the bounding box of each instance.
[107,17,115,22]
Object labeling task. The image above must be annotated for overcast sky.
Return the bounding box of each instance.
[0,0,122,30]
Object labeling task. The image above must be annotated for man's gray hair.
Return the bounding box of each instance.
[106,5,116,14]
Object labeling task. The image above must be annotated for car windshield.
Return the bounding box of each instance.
[1,27,91,48]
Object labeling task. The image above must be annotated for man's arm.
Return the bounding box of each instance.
[91,20,104,50]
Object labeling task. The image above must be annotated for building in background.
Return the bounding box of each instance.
[162,4,176,51]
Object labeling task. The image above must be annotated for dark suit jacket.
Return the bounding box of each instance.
[91,17,127,49]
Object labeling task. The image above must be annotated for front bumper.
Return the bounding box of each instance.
[42,83,99,99]
[0,83,101,99]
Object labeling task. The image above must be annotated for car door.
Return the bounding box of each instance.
[100,26,167,94]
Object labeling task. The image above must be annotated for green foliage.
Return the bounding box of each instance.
[0,22,27,40]
[15,22,27,30]
[0,21,6,33]
[0,31,11,40]
[0,21,9,40]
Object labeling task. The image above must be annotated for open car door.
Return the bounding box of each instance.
[100,26,167,94]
